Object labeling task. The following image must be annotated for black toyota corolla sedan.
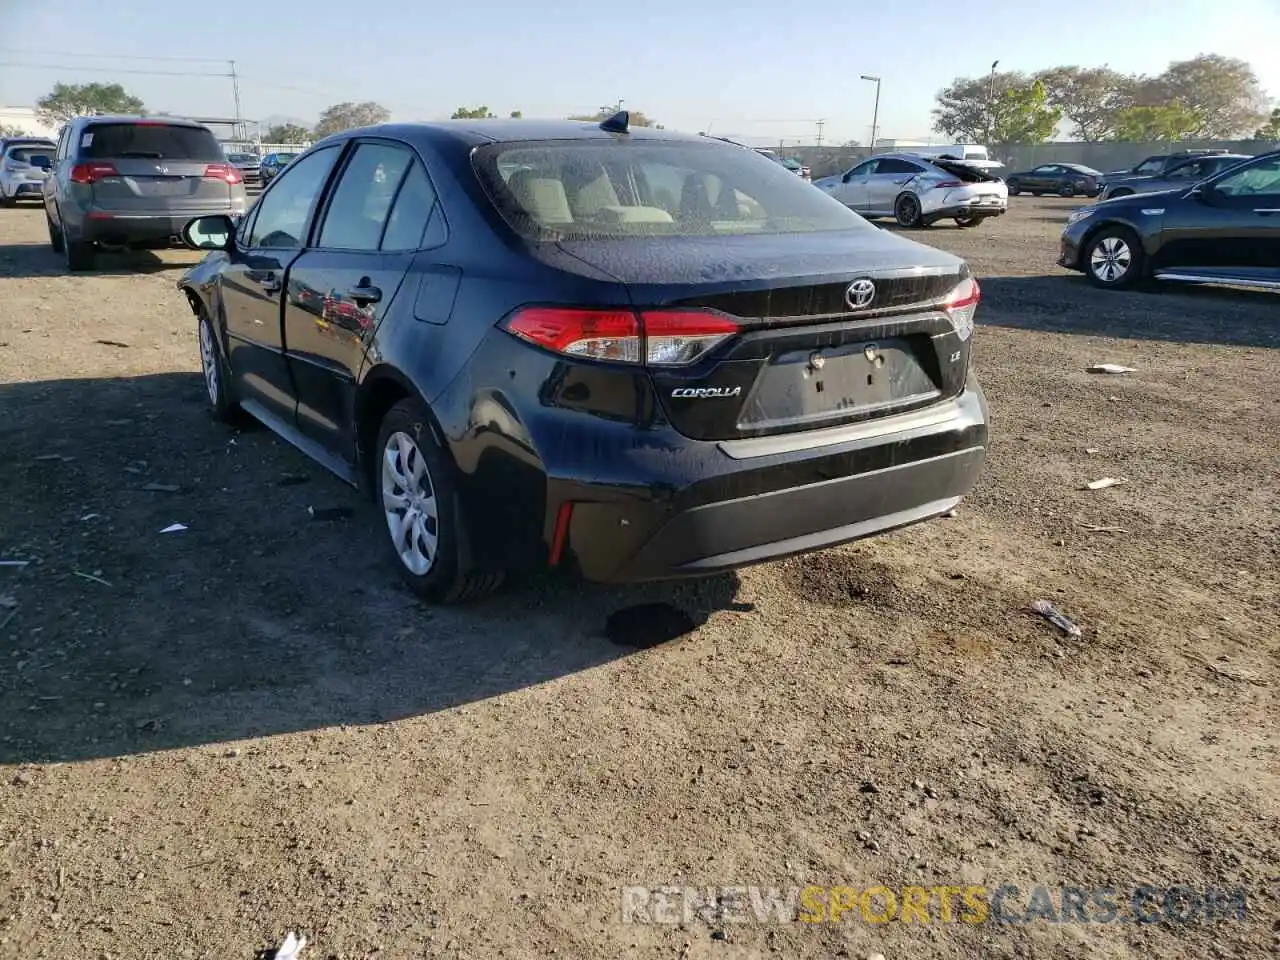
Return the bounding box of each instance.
[177,114,988,603]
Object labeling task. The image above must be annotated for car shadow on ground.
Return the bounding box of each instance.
[976,275,1280,349]
[0,373,746,765]
[0,240,198,278]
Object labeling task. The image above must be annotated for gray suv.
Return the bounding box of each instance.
[43,116,248,271]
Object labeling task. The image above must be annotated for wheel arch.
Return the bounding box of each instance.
[354,364,447,496]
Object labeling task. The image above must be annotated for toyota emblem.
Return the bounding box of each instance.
[846,278,876,310]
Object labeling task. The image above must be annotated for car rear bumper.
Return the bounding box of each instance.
[80,208,243,243]
[554,380,988,583]
[1,178,47,199]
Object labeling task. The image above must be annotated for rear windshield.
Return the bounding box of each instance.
[79,123,224,161]
[6,147,54,164]
[472,140,874,239]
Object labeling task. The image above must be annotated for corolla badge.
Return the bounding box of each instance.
[845,278,876,310]
[671,386,742,399]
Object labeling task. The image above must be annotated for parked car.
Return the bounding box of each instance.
[259,151,299,184]
[1,141,56,206]
[1104,149,1232,180]
[225,151,263,189]
[1098,153,1251,200]
[1005,163,1102,198]
[813,153,1008,227]
[754,148,811,181]
[177,117,989,603]
[1059,149,1280,291]
[43,116,248,271]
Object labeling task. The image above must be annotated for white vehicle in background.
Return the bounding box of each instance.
[813,152,1008,228]
[0,140,56,206]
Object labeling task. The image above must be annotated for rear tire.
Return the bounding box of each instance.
[894,193,922,228]
[62,220,94,272]
[375,397,504,604]
[953,216,982,228]
[1084,226,1144,290]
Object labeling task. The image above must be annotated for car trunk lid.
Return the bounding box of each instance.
[552,231,973,441]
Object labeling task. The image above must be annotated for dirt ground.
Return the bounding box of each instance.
[0,197,1277,960]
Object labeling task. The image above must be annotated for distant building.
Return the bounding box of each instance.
[0,106,59,139]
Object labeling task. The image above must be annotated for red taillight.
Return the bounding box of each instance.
[69,162,118,184]
[502,307,738,366]
[204,163,242,185]
[943,276,980,341]
[935,179,965,189]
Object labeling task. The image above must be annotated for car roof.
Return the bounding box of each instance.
[74,115,211,128]
[316,118,711,150]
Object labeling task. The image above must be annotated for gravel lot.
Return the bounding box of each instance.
[1,197,1277,960]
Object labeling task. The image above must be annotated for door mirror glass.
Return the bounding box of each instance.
[182,214,236,250]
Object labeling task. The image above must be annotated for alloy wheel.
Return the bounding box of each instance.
[381,431,440,576]
[1090,236,1132,284]
[198,316,220,405]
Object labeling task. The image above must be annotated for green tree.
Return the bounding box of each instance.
[1110,103,1204,141]
[264,123,311,144]
[1253,107,1280,141]
[932,71,1039,142]
[451,106,496,119]
[0,123,29,137]
[569,105,659,128]
[1149,55,1267,138]
[36,82,145,124]
[1035,66,1139,140]
[990,80,1061,149]
[313,101,390,138]
[509,110,523,119]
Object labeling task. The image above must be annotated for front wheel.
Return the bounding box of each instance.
[1085,227,1144,290]
[1006,179,1021,196]
[894,193,922,228]
[376,398,504,604]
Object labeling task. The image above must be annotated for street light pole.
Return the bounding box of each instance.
[860,75,881,150]
[986,60,999,145]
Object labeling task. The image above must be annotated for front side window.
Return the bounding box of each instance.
[473,140,875,239]
[1133,158,1163,176]
[1212,156,1280,198]
[848,160,877,178]
[248,145,341,249]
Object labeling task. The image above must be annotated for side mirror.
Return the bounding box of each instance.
[182,214,236,251]
[841,171,853,183]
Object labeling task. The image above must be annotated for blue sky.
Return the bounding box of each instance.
[3,0,1278,144]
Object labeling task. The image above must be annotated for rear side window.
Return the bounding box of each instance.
[875,158,923,175]
[78,123,224,162]
[381,161,440,250]
[473,140,874,239]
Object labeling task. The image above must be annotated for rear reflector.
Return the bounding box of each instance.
[503,307,739,366]
[548,502,574,566]
[69,162,119,184]
[203,163,243,185]
[943,276,980,341]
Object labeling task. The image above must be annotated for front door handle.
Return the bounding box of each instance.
[1254,208,1280,215]
[255,273,280,293]
[347,281,382,304]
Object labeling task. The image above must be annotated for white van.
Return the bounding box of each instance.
[902,144,1004,172]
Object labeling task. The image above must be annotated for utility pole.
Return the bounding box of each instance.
[986,60,999,145]
[229,60,243,142]
[815,119,825,147]
[860,75,881,150]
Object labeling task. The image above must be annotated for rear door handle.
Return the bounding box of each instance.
[347,282,382,304]
[1254,208,1280,215]
[255,273,280,293]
